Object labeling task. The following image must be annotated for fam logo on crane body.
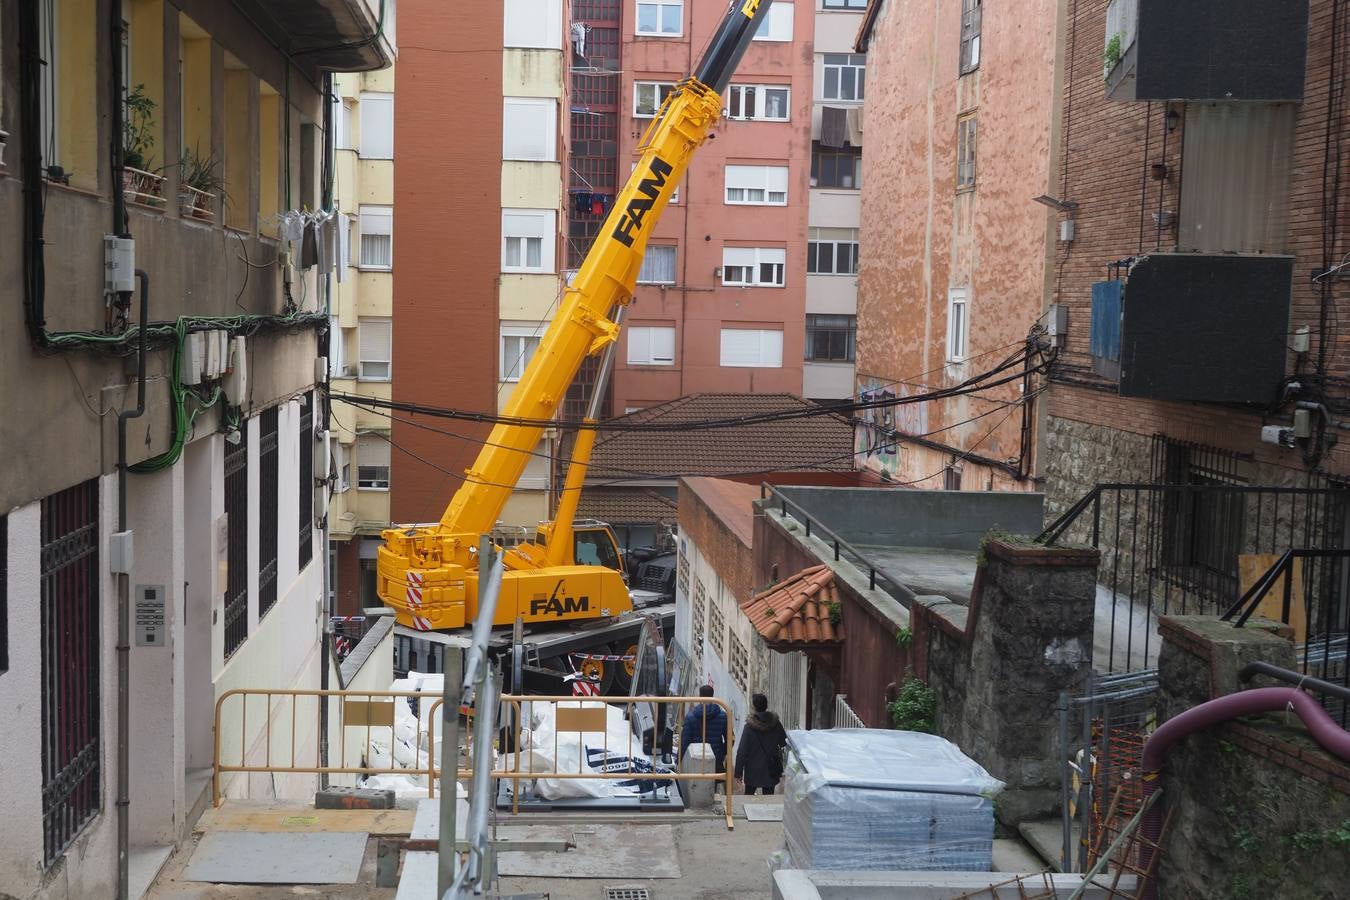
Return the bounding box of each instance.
[740,0,762,19]
[611,156,674,248]
[530,579,591,617]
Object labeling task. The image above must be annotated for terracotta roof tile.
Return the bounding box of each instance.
[581,393,854,480]
[740,564,842,646]
[576,488,677,526]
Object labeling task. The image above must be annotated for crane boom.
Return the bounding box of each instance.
[377,0,773,633]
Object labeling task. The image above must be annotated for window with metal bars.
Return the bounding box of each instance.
[298,393,314,570]
[259,408,279,619]
[224,423,249,659]
[40,480,101,865]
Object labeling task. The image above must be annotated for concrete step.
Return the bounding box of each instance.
[1018,818,1080,873]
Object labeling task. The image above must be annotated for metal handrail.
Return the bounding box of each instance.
[1240,661,1350,704]
[759,482,917,607]
[1220,548,1350,627]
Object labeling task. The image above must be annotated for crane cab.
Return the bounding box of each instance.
[535,518,626,576]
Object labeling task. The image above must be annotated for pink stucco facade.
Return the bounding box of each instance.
[854,0,1061,489]
[612,1,815,413]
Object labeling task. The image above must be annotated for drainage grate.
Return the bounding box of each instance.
[604,888,651,900]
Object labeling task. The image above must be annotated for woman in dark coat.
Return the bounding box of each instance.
[734,693,789,795]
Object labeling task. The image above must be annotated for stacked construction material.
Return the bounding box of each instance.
[782,729,1003,871]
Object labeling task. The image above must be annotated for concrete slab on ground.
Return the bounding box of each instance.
[744,804,784,822]
[992,837,1047,873]
[130,844,174,899]
[182,831,368,884]
[394,851,441,900]
[495,823,682,878]
[194,800,415,835]
[1019,818,1079,872]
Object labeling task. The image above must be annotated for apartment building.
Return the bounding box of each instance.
[852,0,1060,489]
[329,72,397,617]
[608,0,813,414]
[804,0,867,402]
[391,0,566,541]
[0,0,392,896]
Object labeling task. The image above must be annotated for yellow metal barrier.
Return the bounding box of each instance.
[214,689,737,829]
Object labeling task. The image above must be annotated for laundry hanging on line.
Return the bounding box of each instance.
[571,191,610,216]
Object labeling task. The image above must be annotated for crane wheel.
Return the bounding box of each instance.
[613,642,639,693]
[578,653,615,694]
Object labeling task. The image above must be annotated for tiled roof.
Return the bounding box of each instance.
[576,488,677,526]
[740,564,842,646]
[584,393,854,480]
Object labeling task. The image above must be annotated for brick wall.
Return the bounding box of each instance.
[1046,0,1350,485]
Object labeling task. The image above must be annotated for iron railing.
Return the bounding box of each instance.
[224,422,249,659]
[40,480,101,865]
[1039,481,1348,673]
[259,407,279,619]
[833,694,865,728]
[759,483,917,608]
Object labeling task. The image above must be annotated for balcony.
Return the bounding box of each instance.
[1091,254,1293,404]
[234,0,395,72]
[1104,0,1308,102]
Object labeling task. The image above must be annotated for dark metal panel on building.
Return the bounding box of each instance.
[1090,280,1122,381]
[1108,0,1309,102]
[1119,254,1293,404]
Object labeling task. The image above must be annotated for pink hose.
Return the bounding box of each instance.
[1138,687,1350,899]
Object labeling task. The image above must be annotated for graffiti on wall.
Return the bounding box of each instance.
[854,379,929,480]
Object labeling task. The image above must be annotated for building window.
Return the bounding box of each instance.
[259,88,281,235]
[807,227,859,275]
[722,247,786,287]
[501,324,543,381]
[223,68,250,231]
[960,0,982,74]
[728,633,748,693]
[708,602,725,655]
[357,434,391,491]
[721,328,784,368]
[956,113,977,190]
[358,205,393,269]
[358,318,393,381]
[358,92,394,158]
[823,0,867,8]
[298,393,314,569]
[503,97,557,161]
[179,14,212,168]
[822,53,866,101]
[637,244,677,284]
[505,0,564,49]
[636,0,682,36]
[692,579,707,656]
[333,95,353,150]
[811,143,862,189]
[502,209,556,273]
[39,0,99,190]
[753,2,794,41]
[1178,102,1295,254]
[805,314,856,362]
[724,164,789,205]
[946,288,968,362]
[329,316,348,377]
[628,326,676,365]
[39,479,101,865]
[634,81,676,118]
[259,407,279,619]
[726,84,790,121]
[224,423,249,660]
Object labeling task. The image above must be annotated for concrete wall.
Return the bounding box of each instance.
[854,0,1059,489]
[1154,616,1350,899]
[771,485,1045,549]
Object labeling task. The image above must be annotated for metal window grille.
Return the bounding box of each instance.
[40,479,101,865]
[1,514,7,674]
[224,422,249,659]
[258,407,279,619]
[1152,435,1249,600]
[298,393,314,570]
[805,314,857,362]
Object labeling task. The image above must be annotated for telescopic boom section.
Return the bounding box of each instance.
[436,0,773,541]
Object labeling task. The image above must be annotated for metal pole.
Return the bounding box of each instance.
[467,667,499,891]
[462,536,505,701]
[437,645,464,898]
[1059,690,1072,872]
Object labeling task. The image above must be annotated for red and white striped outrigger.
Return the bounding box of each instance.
[404,570,434,631]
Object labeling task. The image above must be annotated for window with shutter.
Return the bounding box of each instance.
[358,318,392,380]
[637,245,677,284]
[627,326,676,365]
[720,329,784,368]
[358,92,394,158]
[358,206,393,268]
[959,0,982,74]
[503,97,557,161]
[502,209,556,273]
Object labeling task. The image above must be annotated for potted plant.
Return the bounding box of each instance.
[178,146,223,222]
[121,84,165,208]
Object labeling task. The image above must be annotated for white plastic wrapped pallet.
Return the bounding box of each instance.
[782,729,1004,872]
[515,700,675,800]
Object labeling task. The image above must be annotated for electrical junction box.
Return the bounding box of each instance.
[1059,219,1075,243]
[103,236,135,293]
[1047,303,1069,346]
[135,585,166,647]
[315,429,331,482]
[110,530,134,574]
[205,330,220,378]
[314,356,328,384]
[181,332,205,386]
[223,336,248,404]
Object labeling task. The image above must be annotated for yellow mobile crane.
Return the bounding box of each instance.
[377,1,775,648]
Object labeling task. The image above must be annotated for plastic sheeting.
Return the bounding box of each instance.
[782,729,1003,872]
[515,701,675,800]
